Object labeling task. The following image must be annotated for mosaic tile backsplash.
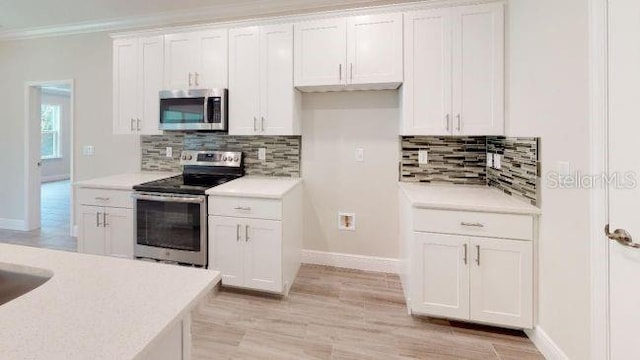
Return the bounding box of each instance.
[141,133,301,177]
[400,136,540,205]
[487,136,539,205]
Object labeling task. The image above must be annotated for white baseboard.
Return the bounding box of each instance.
[301,249,399,274]
[41,174,70,183]
[0,218,27,231]
[525,327,569,360]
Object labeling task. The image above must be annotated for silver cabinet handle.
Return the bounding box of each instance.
[605,224,640,249]
[194,72,199,86]
[137,118,141,131]
[461,222,484,228]
[96,212,101,227]
[236,224,241,242]
[463,244,468,265]
[445,114,450,131]
[350,63,353,80]
[130,118,135,131]
[234,206,251,211]
[253,117,257,131]
[456,114,461,131]
[245,225,250,242]
[94,197,110,201]
[188,72,193,87]
[475,245,480,265]
[339,64,342,81]
[261,117,265,132]
[103,212,108,227]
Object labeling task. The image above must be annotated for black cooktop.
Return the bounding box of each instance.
[133,174,242,195]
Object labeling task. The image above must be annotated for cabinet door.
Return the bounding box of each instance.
[260,24,297,135]
[195,29,228,88]
[209,216,244,287]
[164,33,198,89]
[469,238,533,328]
[347,13,403,87]
[228,27,261,135]
[79,206,105,255]
[113,38,139,134]
[138,36,164,135]
[413,232,469,320]
[244,219,282,293]
[402,9,452,135]
[104,207,134,259]
[294,18,346,88]
[452,3,504,135]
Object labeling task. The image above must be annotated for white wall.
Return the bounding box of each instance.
[40,90,71,182]
[508,0,591,359]
[0,32,140,222]
[302,90,400,258]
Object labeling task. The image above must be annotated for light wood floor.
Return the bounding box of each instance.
[191,264,544,360]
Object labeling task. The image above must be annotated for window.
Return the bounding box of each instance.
[41,104,61,159]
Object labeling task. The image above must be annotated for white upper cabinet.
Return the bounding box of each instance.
[346,13,403,88]
[229,24,300,135]
[164,29,228,89]
[294,13,402,91]
[113,36,163,135]
[294,18,346,90]
[401,3,504,136]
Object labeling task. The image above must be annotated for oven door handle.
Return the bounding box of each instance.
[132,193,205,204]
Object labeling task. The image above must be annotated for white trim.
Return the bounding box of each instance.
[0,218,27,231]
[525,327,570,360]
[588,0,610,359]
[301,250,399,273]
[0,0,498,41]
[41,174,71,183]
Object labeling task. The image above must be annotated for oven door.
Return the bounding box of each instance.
[133,192,207,267]
[159,89,212,131]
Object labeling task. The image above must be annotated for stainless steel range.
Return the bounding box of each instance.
[132,150,243,267]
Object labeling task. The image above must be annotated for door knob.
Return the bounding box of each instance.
[605,224,640,249]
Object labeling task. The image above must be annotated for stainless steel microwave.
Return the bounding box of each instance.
[159,88,228,131]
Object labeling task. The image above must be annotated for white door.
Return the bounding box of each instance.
[164,33,198,89]
[294,18,346,88]
[228,27,260,135]
[79,205,105,255]
[606,1,640,358]
[104,208,134,259]
[243,219,282,293]
[346,13,403,86]
[138,36,164,135]
[195,29,228,88]
[451,3,504,136]
[209,216,244,287]
[260,24,295,135]
[469,238,533,328]
[113,38,138,134]
[413,232,469,320]
[402,8,452,135]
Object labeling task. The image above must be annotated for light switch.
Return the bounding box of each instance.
[355,148,364,162]
[494,154,502,169]
[557,161,571,176]
[487,153,493,167]
[258,148,266,161]
[418,150,428,165]
[82,145,94,156]
[166,147,173,158]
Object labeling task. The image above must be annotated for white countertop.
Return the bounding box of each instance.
[0,244,220,360]
[73,171,180,190]
[399,182,541,215]
[206,176,303,199]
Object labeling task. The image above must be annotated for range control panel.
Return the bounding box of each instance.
[180,150,242,167]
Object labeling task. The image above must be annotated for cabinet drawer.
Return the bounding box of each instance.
[76,188,133,209]
[413,208,533,241]
[209,196,282,220]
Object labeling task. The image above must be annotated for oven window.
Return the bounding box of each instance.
[136,199,202,251]
[160,98,205,124]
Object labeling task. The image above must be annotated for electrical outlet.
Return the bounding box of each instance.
[486,153,493,167]
[258,148,267,161]
[166,147,173,158]
[338,212,356,231]
[494,154,502,169]
[82,145,94,156]
[418,150,428,165]
[355,148,364,162]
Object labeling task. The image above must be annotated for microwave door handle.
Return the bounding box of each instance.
[203,97,210,126]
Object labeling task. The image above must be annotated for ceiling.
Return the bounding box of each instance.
[0,0,416,40]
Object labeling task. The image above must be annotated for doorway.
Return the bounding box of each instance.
[23,80,75,250]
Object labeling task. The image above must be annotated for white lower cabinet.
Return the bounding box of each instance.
[401,193,536,329]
